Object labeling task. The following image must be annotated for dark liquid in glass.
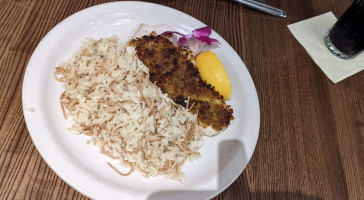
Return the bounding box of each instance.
[329,0,364,56]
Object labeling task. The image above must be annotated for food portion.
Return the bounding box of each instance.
[196,51,232,100]
[54,36,203,182]
[129,33,234,135]
[54,24,235,182]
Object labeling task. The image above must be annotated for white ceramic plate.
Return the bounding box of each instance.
[22,2,260,200]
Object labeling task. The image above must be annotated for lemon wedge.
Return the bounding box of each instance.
[196,51,232,100]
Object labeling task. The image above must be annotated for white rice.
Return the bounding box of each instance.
[54,36,203,182]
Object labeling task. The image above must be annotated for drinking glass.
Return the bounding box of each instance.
[324,0,364,60]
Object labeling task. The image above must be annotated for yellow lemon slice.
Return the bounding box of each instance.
[196,51,232,100]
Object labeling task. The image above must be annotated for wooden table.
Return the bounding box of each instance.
[1,0,363,199]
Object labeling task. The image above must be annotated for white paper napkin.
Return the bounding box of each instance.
[287,12,364,83]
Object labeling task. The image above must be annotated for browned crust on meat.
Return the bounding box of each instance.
[129,32,234,132]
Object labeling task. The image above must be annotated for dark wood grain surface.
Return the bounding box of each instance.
[1,0,363,199]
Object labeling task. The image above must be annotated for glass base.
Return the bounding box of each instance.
[324,32,353,60]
